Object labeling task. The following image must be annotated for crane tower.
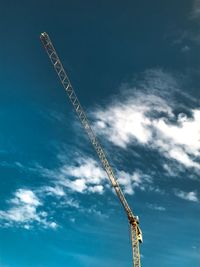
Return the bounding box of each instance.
[40,32,143,267]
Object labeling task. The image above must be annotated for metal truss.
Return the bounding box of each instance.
[40,32,142,267]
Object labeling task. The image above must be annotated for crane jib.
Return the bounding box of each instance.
[40,32,143,267]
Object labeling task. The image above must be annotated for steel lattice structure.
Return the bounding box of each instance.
[40,32,142,267]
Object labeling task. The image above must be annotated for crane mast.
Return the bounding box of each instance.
[40,32,142,267]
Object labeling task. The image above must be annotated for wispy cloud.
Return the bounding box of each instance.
[117,169,152,195]
[0,189,58,229]
[172,0,200,45]
[38,186,65,197]
[181,45,190,52]
[174,190,199,202]
[147,203,166,211]
[37,153,153,196]
[191,0,200,20]
[92,69,200,173]
[0,153,153,231]
[93,70,174,149]
[56,157,106,194]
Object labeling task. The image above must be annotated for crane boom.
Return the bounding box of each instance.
[40,32,142,267]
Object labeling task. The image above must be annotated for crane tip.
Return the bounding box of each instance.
[40,32,48,38]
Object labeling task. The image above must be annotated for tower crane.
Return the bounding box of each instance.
[40,32,143,267]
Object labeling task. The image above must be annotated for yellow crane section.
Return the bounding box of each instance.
[40,32,143,267]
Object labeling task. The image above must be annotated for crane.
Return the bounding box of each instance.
[40,32,143,267]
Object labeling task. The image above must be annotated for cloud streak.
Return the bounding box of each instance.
[174,190,199,202]
[92,69,200,173]
[191,0,200,20]
[56,157,107,194]
[147,203,166,211]
[0,189,57,229]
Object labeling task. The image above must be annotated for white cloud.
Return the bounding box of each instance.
[56,157,107,194]
[92,69,200,172]
[63,158,106,184]
[88,185,104,194]
[155,110,200,157]
[168,147,199,169]
[36,152,152,197]
[40,186,65,197]
[13,189,41,206]
[174,190,199,202]
[86,207,108,219]
[117,170,152,195]
[147,203,166,211]
[47,154,153,196]
[60,198,80,208]
[66,178,87,193]
[48,221,58,229]
[94,106,152,147]
[0,189,57,229]
[34,156,108,195]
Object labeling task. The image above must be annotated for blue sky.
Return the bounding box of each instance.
[0,1,200,267]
